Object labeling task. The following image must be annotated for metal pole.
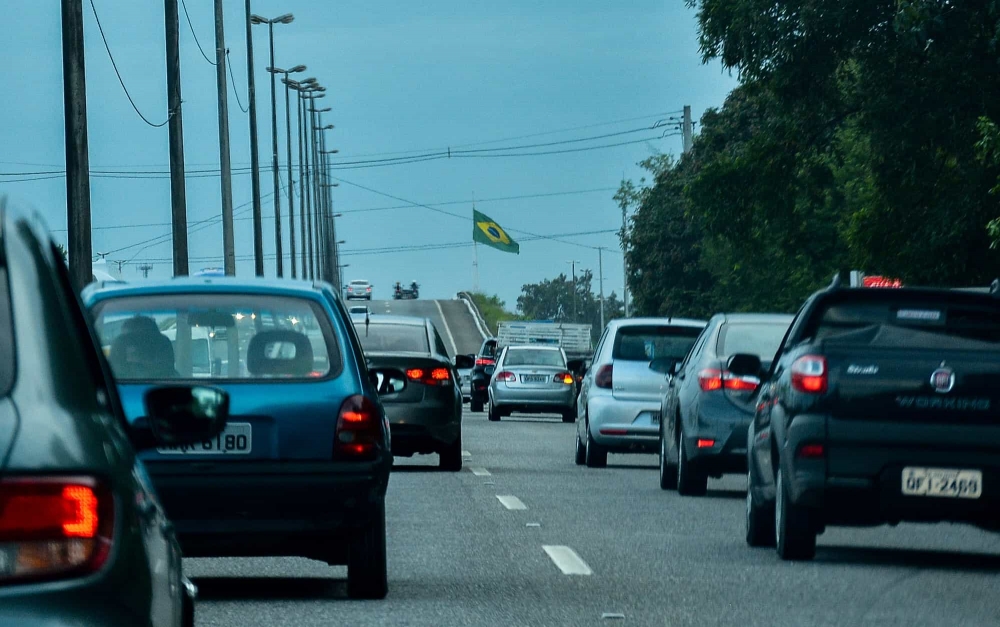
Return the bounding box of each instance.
[572,261,578,322]
[598,248,605,331]
[61,0,92,290]
[319,127,329,282]
[305,99,315,280]
[682,105,693,154]
[297,91,308,279]
[267,23,282,277]
[283,76,296,279]
[309,105,320,279]
[165,0,188,277]
[622,204,629,317]
[214,0,235,276]
[245,0,264,276]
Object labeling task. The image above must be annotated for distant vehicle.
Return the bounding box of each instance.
[357,315,463,470]
[0,198,226,627]
[455,353,475,402]
[84,277,396,598]
[349,305,372,324]
[496,320,593,362]
[346,279,373,301]
[575,318,707,468]
[745,276,1000,560]
[659,313,793,494]
[469,337,498,412]
[392,280,419,300]
[487,345,577,423]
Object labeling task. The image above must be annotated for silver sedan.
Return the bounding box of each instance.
[487,345,577,423]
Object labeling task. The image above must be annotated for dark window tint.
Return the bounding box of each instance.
[503,348,565,367]
[480,339,497,358]
[433,327,449,357]
[360,324,430,353]
[716,322,791,359]
[613,325,702,361]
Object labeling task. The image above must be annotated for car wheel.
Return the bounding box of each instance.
[181,579,195,627]
[347,499,389,599]
[676,432,707,496]
[471,396,484,413]
[658,427,677,490]
[487,399,501,422]
[561,408,575,423]
[746,467,776,547]
[775,467,816,560]
[574,429,586,465]
[439,433,463,472]
[585,424,607,468]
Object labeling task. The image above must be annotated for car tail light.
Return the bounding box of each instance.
[699,368,759,393]
[554,372,575,385]
[0,477,114,583]
[406,368,425,381]
[698,369,723,392]
[696,439,716,448]
[405,368,452,385]
[366,287,371,292]
[334,395,381,460]
[496,371,517,383]
[475,357,495,367]
[798,443,825,458]
[430,368,450,381]
[594,364,613,389]
[791,355,828,394]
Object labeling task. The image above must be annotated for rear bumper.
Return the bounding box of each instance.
[682,408,751,475]
[492,384,575,411]
[587,393,660,451]
[386,402,461,455]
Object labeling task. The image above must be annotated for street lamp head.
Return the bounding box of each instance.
[337,240,346,244]
[288,64,307,73]
[302,77,317,84]
[334,213,343,218]
[266,66,286,74]
[249,14,267,24]
[275,13,295,24]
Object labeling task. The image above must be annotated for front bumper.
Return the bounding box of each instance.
[587,392,660,451]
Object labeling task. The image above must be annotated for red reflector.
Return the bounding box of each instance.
[696,439,716,449]
[430,368,450,381]
[406,368,425,380]
[600,428,628,435]
[798,444,824,458]
[698,369,723,392]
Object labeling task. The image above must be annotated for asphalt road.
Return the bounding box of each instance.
[360,298,488,357]
[187,408,1000,627]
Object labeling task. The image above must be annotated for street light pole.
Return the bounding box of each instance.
[274,67,305,279]
[165,0,189,277]
[244,2,263,276]
[567,260,581,322]
[598,248,605,331]
[213,0,235,276]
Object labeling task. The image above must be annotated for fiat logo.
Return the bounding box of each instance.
[930,367,955,394]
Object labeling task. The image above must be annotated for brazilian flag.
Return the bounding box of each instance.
[473,209,519,254]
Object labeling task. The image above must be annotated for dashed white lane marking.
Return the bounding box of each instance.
[526,522,541,528]
[470,467,491,477]
[543,545,592,575]
[434,300,459,357]
[496,495,527,510]
[601,613,626,620]
[462,450,471,457]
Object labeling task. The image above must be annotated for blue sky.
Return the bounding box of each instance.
[0,0,735,307]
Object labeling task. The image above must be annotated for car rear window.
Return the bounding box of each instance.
[359,323,429,353]
[613,325,702,361]
[480,340,497,358]
[503,348,565,367]
[91,293,340,381]
[716,322,791,358]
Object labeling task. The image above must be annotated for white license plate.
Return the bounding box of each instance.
[522,375,547,383]
[901,467,982,499]
[158,422,252,455]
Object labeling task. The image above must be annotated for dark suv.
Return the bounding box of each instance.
[469,337,498,412]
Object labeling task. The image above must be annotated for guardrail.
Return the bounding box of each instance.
[456,291,491,339]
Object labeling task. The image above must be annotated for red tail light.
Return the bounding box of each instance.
[699,368,759,393]
[406,367,452,385]
[334,395,381,460]
[696,439,716,449]
[798,443,825,458]
[554,372,575,385]
[594,364,613,389]
[0,477,114,583]
[698,369,723,392]
[791,355,828,394]
[496,370,517,383]
[475,357,495,367]
[406,368,425,380]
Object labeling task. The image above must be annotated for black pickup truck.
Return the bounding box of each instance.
[739,276,1000,560]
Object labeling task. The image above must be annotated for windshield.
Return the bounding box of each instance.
[716,322,791,359]
[91,294,337,381]
[502,348,565,367]
[613,325,702,361]
[359,323,429,353]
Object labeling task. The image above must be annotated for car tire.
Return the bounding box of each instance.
[775,467,816,561]
[658,428,677,490]
[574,430,586,465]
[181,580,195,627]
[347,499,389,599]
[585,425,607,468]
[471,397,484,413]
[561,409,575,424]
[439,433,463,472]
[746,467,776,547]
[676,432,707,496]
[487,399,501,422]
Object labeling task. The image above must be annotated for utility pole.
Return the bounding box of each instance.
[598,247,605,331]
[214,0,235,276]
[165,0,188,276]
[682,105,693,154]
[621,195,629,318]
[245,0,264,276]
[61,0,92,291]
[567,260,580,322]
[138,264,153,278]
[296,86,308,278]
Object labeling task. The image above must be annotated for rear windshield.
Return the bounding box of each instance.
[92,294,339,381]
[808,297,1000,349]
[359,323,429,353]
[480,339,498,358]
[717,322,791,359]
[613,325,702,361]
[503,348,565,367]
[350,281,369,286]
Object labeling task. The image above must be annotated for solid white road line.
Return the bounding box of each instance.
[542,545,593,576]
[434,300,459,357]
[470,467,491,476]
[496,495,527,510]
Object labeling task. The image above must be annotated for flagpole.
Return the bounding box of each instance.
[473,241,480,292]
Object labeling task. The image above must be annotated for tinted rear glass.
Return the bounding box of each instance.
[717,322,790,359]
[92,293,339,381]
[480,339,498,358]
[504,348,565,367]
[359,323,429,353]
[613,325,702,361]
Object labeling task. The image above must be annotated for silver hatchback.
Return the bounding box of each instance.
[487,346,577,423]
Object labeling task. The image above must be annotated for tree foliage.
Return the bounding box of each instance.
[517,271,624,340]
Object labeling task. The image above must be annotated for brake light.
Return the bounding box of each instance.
[431,368,450,381]
[406,368,425,380]
[334,395,381,460]
[696,439,716,449]
[366,287,371,292]
[698,369,723,392]
[554,372,575,385]
[0,477,114,583]
[475,357,495,367]
[406,367,452,385]
[791,355,828,394]
[699,368,759,392]
[798,443,825,458]
[496,371,517,383]
[594,364,613,389]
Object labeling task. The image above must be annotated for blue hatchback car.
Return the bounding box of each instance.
[82,278,393,599]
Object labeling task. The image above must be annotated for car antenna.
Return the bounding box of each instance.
[829,272,843,290]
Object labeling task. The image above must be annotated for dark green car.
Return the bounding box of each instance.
[0,198,230,626]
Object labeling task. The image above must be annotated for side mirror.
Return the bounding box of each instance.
[727,353,764,379]
[648,357,679,375]
[370,368,407,396]
[138,386,229,451]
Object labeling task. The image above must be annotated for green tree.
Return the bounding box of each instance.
[516,271,624,339]
[56,243,68,262]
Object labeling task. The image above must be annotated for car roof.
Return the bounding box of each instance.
[504,345,562,350]
[609,317,707,330]
[82,276,331,303]
[350,279,370,283]
[362,315,427,326]
[717,313,795,324]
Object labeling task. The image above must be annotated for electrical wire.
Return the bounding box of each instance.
[226,49,250,113]
[87,0,172,128]
[180,0,217,66]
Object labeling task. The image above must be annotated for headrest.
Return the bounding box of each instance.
[109,327,176,379]
[246,330,314,377]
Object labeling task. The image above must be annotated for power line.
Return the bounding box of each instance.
[180,0,217,65]
[87,0,172,128]
[226,49,249,113]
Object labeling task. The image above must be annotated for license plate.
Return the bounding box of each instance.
[522,375,547,383]
[901,467,982,499]
[158,422,252,455]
